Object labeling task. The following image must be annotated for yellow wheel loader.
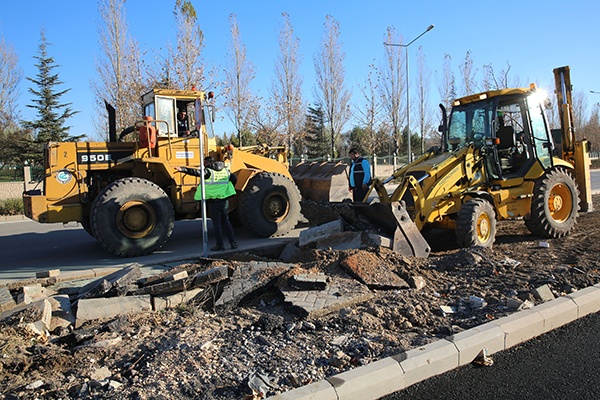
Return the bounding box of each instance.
[292,66,592,256]
[23,89,301,257]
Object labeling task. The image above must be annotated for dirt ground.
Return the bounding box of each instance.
[2,195,600,400]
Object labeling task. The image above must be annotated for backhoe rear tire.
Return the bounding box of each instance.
[456,198,496,248]
[239,172,301,238]
[525,168,579,238]
[91,177,174,257]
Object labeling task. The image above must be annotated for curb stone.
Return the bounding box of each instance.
[267,284,600,400]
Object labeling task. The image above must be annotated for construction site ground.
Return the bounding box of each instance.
[2,195,600,400]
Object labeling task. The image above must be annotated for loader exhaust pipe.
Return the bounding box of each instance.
[105,100,117,143]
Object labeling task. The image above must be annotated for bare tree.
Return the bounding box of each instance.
[171,0,204,90]
[0,36,22,131]
[380,27,405,155]
[223,14,256,146]
[415,47,433,154]
[355,62,384,156]
[459,50,477,96]
[313,15,352,158]
[271,13,304,156]
[572,90,588,135]
[93,0,144,139]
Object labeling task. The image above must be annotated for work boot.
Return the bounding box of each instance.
[230,242,238,249]
[210,245,225,252]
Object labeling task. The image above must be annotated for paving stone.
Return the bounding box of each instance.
[299,219,344,247]
[215,262,292,308]
[289,273,328,290]
[78,265,141,299]
[281,277,373,318]
[0,287,16,312]
[152,288,204,311]
[340,252,409,289]
[316,231,363,251]
[48,294,75,331]
[76,295,152,328]
[36,269,60,278]
[531,284,555,302]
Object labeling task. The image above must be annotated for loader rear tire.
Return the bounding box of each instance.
[91,177,174,257]
[456,198,496,248]
[525,168,579,238]
[239,172,301,238]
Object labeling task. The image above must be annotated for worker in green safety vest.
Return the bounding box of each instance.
[175,156,238,251]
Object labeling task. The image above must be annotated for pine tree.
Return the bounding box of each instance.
[23,30,78,147]
[303,104,329,159]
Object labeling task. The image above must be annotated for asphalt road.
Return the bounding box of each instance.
[0,218,303,282]
[384,310,600,400]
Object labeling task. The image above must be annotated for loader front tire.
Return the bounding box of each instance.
[525,168,579,238]
[456,198,496,248]
[91,178,174,257]
[239,172,301,237]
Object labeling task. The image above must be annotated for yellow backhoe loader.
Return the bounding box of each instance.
[292,66,592,257]
[23,89,301,257]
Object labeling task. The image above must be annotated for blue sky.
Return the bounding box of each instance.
[1,0,598,141]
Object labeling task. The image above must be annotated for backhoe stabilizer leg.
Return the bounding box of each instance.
[389,202,431,258]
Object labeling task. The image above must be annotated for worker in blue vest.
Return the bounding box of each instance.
[348,147,372,202]
[175,156,238,251]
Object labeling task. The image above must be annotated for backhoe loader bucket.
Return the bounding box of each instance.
[351,202,431,258]
[290,161,351,202]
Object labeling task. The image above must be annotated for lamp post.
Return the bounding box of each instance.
[384,24,434,163]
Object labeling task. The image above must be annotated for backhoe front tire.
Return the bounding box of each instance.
[456,198,496,248]
[525,168,579,238]
[239,172,301,238]
[91,178,174,257]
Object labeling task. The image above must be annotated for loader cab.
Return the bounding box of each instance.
[446,88,555,181]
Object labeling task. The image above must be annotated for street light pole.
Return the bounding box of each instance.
[384,24,434,163]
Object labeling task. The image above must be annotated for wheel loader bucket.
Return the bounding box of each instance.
[290,161,351,202]
[352,201,431,258]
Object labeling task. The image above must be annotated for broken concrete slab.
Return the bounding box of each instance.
[0,287,16,312]
[78,265,142,299]
[316,231,364,251]
[76,295,152,328]
[280,277,374,319]
[532,284,555,302]
[214,262,293,308]
[140,262,208,287]
[132,277,192,296]
[163,271,188,282]
[48,294,75,331]
[299,219,344,247]
[340,252,409,289]
[368,233,392,248]
[289,273,328,291]
[192,265,230,287]
[153,288,204,311]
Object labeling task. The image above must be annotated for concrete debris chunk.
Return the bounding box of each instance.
[48,294,75,331]
[506,298,534,311]
[153,288,204,311]
[316,231,363,251]
[279,240,302,263]
[90,366,112,381]
[0,299,53,336]
[163,271,188,282]
[340,252,409,289]
[133,276,191,296]
[299,219,344,247]
[78,265,141,299]
[289,273,328,290]
[281,277,373,319]
[367,233,392,248]
[214,262,293,308]
[140,262,207,287]
[19,284,58,304]
[408,275,427,291]
[0,286,16,312]
[531,284,555,302]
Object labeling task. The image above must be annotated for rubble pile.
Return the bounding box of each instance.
[2,200,600,399]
